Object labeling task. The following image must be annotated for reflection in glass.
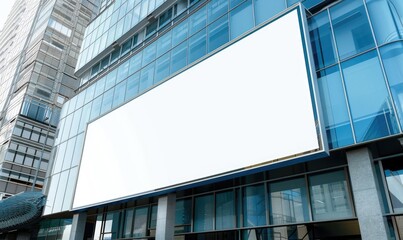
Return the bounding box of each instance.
[208,0,228,23]
[100,88,114,115]
[175,198,192,233]
[342,50,399,142]
[194,194,214,232]
[383,159,403,213]
[189,6,207,35]
[269,178,309,224]
[123,209,134,238]
[366,0,403,45]
[380,42,403,129]
[171,42,187,73]
[208,14,229,52]
[317,65,354,148]
[104,211,121,239]
[139,63,155,92]
[189,29,207,64]
[330,0,375,60]
[309,11,337,70]
[112,80,127,108]
[243,184,266,227]
[254,0,285,25]
[216,191,235,230]
[155,53,171,83]
[126,73,140,100]
[133,207,148,237]
[309,170,353,221]
[230,0,253,40]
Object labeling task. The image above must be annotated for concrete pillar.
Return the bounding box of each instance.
[156,194,176,240]
[346,147,389,240]
[69,212,87,240]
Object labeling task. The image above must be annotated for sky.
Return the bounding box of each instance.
[0,1,15,31]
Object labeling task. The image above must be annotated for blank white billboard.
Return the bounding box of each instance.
[73,9,323,209]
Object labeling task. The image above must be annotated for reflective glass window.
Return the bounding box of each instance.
[317,65,354,148]
[122,209,134,238]
[330,0,375,60]
[104,211,121,239]
[216,191,235,230]
[84,84,95,104]
[62,167,78,211]
[133,207,148,237]
[194,194,214,232]
[189,29,207,64]
[62,138,75,170]
[110,46,121,63]
[309,170,353,221]
[208,14,229,52]
[171,41,188,73]
[175,198,192,233]
[129,52,142,75]
[69,108,82,138]
[89,95,103,120]
[155,52,171,83]
[143,42,157,66]
[230,0,253,40]
[159,8,172,28]
[126,72,140,100]
[269,178,309,224]
[113,80,127,108]
[157,31,172,57]
[117,61,130,81]
[121,38,132,55]
[383,159,403,213]
[342,50,399,142]
[309,11,337,70]
[380,42,403,129]
[189,6,207,35]
[139,63,155,92]
[208,0,228,23]
[52,170,69,213]
[53,142,67,174]
[366,0,403,45]
[172,19,188,46]
[105,69,117,90]
[71,133,85,167]
[254,0,286,25]
[78,103,91,133]
[94,77,106,97]
[243,184,267,227]
[100,88,114,114]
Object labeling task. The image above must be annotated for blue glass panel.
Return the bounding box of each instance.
[129,52,142,75]
[309,11,337,70]
[194,194,214,232]
[84,84,96,104]
[139,62,155,92]
[330,0,375,60]
[208,14,229,52]
[143,42,157,66]
[269,178,309,224]
[171,41,188,73]
[309,170,353,221]
[317,65,354,148]
[126,73,140,100]
[155,52,171,83]
[208,0,228,23]
[105,69,117,90]
[230,0,253,40]
[189,29,207,64]
[342,50,399,142]
[243,184,266,227]
[100,88,114,114]
[230,0,243,9]
[90,95,103,120]
[117,61,130,82]
[112,80,127,108]
[366,0,403,45]
[189,6,207,35]
[216,191,235,230]
[380,42,403,129]
[157,31,172,57]
[78,103,91,133]
[287,0,299,7]
[254,0,286,25]
[172,19,188,46]
[94,77,106,97]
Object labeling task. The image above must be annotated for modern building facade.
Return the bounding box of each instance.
[0,0,100,236]
[40,0,403,239]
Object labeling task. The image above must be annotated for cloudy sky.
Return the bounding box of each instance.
[0,1,15,31]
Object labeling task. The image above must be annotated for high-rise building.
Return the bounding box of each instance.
[37,0,403,239]
[0,0,99,236]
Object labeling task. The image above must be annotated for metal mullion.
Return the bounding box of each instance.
[378,161,394,214]
[327,7,358,144]
[305,173,314,222]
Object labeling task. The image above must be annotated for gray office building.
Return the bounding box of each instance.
[0,0,99,236]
